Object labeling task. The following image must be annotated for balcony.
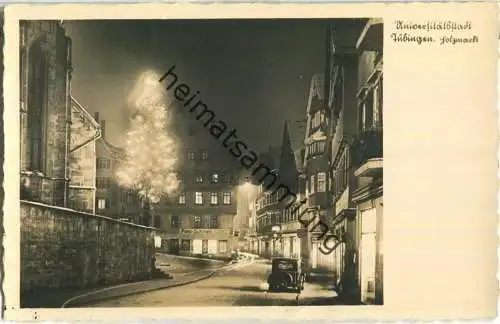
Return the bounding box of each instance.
[353,129,383,178]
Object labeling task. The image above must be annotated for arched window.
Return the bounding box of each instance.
[27,41,47,172]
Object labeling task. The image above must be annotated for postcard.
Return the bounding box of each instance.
[2,2,498,322]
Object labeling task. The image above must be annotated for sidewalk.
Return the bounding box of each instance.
[63,267,218,308]
[298,271,339,306]
[21,256,229,308]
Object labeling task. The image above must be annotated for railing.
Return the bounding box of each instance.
[352,128,383,167]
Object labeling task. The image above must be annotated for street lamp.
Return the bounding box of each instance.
[271,225,281,257]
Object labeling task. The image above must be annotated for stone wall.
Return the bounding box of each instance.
[21,200,156,294]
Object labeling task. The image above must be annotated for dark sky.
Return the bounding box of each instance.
[64,19,328,152]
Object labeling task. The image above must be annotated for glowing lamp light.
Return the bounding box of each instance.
[241,181,253,194]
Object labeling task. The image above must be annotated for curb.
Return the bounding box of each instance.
[62,270,217,308]
[156,253,228,263]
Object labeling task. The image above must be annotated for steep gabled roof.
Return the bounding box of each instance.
[71,96,101,129]
[98,137,126,160]
[70,96,101,152]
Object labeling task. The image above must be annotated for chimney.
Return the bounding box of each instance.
[94,112,99,123]
[100,120,106,139]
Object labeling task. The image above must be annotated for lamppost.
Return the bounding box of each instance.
[239,177,255,252]
[271,224,281,257]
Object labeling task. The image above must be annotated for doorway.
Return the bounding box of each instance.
[360,207,377,304]
[169,239,180,255]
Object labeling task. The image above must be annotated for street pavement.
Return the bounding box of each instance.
[154,253,225,276]
[84,259,339,307]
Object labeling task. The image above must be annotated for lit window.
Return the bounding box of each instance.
[188,152,195,160]
[310,175,316,194]
[223,192,231,205]
[195,174,204,183]
[210,192,218,205]
[178,193,186,205]
[193,215,202,228]
[195,192,203,205]
[97,198,107,210]
[212,173,219,183]
[218,240,228,253]
[317,172,326,192]
[202,151,208,160]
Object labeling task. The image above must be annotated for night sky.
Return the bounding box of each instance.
[64,19,328,152]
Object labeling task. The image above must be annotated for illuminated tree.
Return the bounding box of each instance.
[115,71,180,225]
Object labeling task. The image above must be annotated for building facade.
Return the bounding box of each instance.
[19,21,100,211]
[154,109,244,257]
[322,18,383,305]
[254,146,281,258]
[324,19,368,300]
[350,18,384,305]
[94,112,142,223]
[301,73,335,272]
[274,122,306,260]
[156,146,242,257]
[19,21,73,206]
[67,97,101,214]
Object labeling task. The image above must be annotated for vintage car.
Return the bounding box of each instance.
[267,257,306,293]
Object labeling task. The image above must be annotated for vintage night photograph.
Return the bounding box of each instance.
[19,18,384,308]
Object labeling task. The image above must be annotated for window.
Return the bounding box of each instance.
[181,239,191,251]
[210,192,219,205]
[27,42,47,173]
[310,175,316,194]
[97,158,110,169]
[223,192,232,205]
[171,215,180,228]
[333,76,344,117]
[359,91,374,132]
[373,79,383,129]
[209,215,218,229]
[211,173,219,183]
[202,151,208,160]
[195,192,203,205]
[311,110,325,129]
[178,172,184,183]
[97,198,108,210]
[223,174,233,184]
[188,152,195,160]
[195,174,204,183]
[308,140,326,156]
[154,215,161,228]
[193,215,202,228]
[218,240,228,253]
[317,172,326,192]
[96,177,109,189]
[202,240,208,254]
[178,193,186,205]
